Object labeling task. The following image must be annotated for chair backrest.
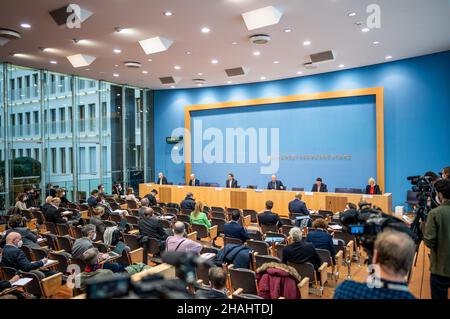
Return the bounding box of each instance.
[146,237,161,255]
[287,262,315,284]
[211,218,226,233]
[110,214,122,223]
[243,209,258,223]
[248,230,263,241]
[176,214,190,223]
[125,215,139,225]
[32,210,46,224]
[280,217,292,226]
[178,208,191,215]
[31,247,48,261]
[316,248,333,266]
[335,187,364,194]
[260,223,278,234]
[20,245,35,261]
[19,270,45,297]
[246,240,269,255]
[191,224,208,239]
[318,210,334,218]
[56,223,70,236]
[48,252,70,274]
[0,266,18,280]
[196,263,211,285]
[281,225,294,236]
[275,243,286,261]
[254,254,281,270]
[294,216,310,229]
[126,200,138,209]
[123,233,140,250]
[70,225,83,239]
[92,242,109,253]
[155,206,168,215]
[211,206,225,213]
[159,219,172,228]
[212,211,226,220]
[333,231,355,245]
[45,221,58,234]
[56,235,74,254]
[224,236,243,246]
[291,187,304,191]
[41,233,58,250]
[227,207,241,214]
[229,267,258,294]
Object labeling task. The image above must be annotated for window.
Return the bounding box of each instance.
[9,79,15,101]
[26,149,31,158]
[68,106,73,133]
[89,146,96,173]
[79,147,86,173]
[17,77,23,99]
[60,148,66,174]
[18,149,23,158]
[33,111,39,135]
[89,103,96,131]
[59,76,65,93]
[18,113,23,136]
[11,149,16,159]
[10,114,15,137]
[34,148,39,160]
[78,79,85,90]
[32,74,38,97]
[25,112,31,136]
[89,80,96,88]
[69,147,73,173]
[51,148,57,174]
[79,105,85,132]
[50,109,56,134]
[59,108,66,134]
[102,146,108,173]
[50,74,56,94]
[25,75,30,98]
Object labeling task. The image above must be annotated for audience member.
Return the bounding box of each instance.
[224,210,249,242]
[0,214,41,249]
[14,193,28,211]
[166,221,202,254]
[190,202,211,230]
[180,192,196,211]
[76,248,114,291]
[138,208,170,251]
[306,218,336,264]
[282,227,322,270]
[258,200,281,228]
[288,193,309,216]
[196,267,228,299]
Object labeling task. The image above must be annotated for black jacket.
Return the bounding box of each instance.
[0,245,44,272]
[197,288,227,299]
[224,221,249,242]
[180,197,196,211]
[87,196,97,208]
[267,180,285,190]
[188,179,200,186]
[138,217,168,241]
[0,227,39,248]
[144,194,158,207]
[225,179,238,188]
[0,280,12,292]
[156,177,168,185]
[365,184,382,195]
[282,241,322,270]
[258,210,281,227]
[44,205,66,224]
[288,199,310,216]
[217,244,251,269]
[311,183,328,192]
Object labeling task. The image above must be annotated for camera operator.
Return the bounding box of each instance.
[333,229,416,299]
[441,166,450,179]
[423,178,450,299]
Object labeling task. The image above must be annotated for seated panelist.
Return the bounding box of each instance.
[225,173,238,188]
[188,174,200,186]
[156,172,168,185]
[311,177,328,192]
[365,177,382,195]
[267,175,285,190]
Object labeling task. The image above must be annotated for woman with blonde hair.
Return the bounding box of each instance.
[125,187,139,204]
[365,177,382,195]
[189,201,211,230]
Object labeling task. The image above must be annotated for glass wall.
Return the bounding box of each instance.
[0,63,154,213]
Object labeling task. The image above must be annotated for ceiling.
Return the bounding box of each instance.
[0,0,449,90]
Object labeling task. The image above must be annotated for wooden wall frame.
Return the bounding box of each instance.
[184,87,385,192]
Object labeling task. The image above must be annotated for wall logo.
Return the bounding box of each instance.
[66,4,82,29]
[170,120,280,174]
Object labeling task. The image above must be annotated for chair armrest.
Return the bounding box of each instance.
[346,240,354,256]
[128,229,140,235]
[209,225,218,240]
[319,262,328,286]
[41,272,63,298]
[298,277,310,299]
[232,288,243,296]
[335,250,343,270]
[187,232,197,241]
[129,248,144,264]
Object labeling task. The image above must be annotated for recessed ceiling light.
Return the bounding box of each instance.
[303,40,311,46]
[338,64,345,68]
[197,72,204,76]
[50,60,58,64]
[385,55,392,60]
[148,58,153,62]
[296,71,302,75]
[113,73,119,77]
[348,12,356,17]
[260,76,266,80]
[115,27,125,33]
[373,41,380,45]
[114,64,119,67]
[273,60,279,64]
[142,70,148,74]
[201,27,210,33]
[197,83,203,87]
[186,51,192,55]
[253,51,261,56]
[231,41,238,45]
[211,59,219,64]
[174,65,181,70]
[163,11,173,17]
[85,68,90,71]
[227,80,232,84]
[361,27,370,32]
[170,85,176,88]
[284,28,292,33]
[39,47,51,52]
[20,23,31,29]
[113,49,122,53]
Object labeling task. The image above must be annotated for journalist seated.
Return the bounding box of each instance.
[333,229,416,299]
[196,267,228,299]
[282,227,322,271]
[224,210,249,243]
[166,221,202,254]
[306,218,336,264]
[76,248,115,291]
[138,208,171,251]
[0,214,41,249]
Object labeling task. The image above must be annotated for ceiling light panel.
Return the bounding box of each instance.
[66,54,96,68]
[139,36,173,55]
[241,6,282,31]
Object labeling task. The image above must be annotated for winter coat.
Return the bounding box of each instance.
[256,262,302,299]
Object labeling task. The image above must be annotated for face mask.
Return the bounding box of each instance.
[17,240,23,248]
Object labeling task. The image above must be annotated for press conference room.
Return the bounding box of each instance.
[0,0,449,306]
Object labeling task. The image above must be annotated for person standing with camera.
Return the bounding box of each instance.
[424,178,450,299]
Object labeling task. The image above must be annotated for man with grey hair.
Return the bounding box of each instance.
[138,198,150,218]
[334,229,416,299]
[166,221,202,254]
[282,227,321,270]
[180,192,196,211]
[189,174,200,187]
[267,174,285,190]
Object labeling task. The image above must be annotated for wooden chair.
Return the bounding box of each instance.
[243,209,258,223]
[287,261,328,297]
[260,223,279,234]
[247,240,270,256]
[122,233,141,250]
[281,224,294,236]
[0,266,18,280]
[223,236,243,246]
[248,230,263,241]
[179,208,192,215]
[153,206,167,215]
[211,218,226,234]
[118,248,144,266]
[31,247,48,260]
[56,223,71,236]
[228,266,258,294]
[92,242,109,253]
[253,253,281,270]
[275,243,286,261]
[45,221,58,235]
[159,218,172,228]
[56,235,74,254]
[125,215,140,226]
[21,245,36,261]
[212,211,226,220]
[70,225,83,239]
[19,270,63,298]
[226,208,241,214]
[176,214,190,224]
[110,213,123,223]
[41,233,59,251]
[191,224,218,244]
[32,210,46,225]
[211,206,225,213]
[316,248,343,281]
[48,251,71,276]
[333,236,354,278]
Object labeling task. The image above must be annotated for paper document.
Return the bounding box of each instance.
[37,238,45,243]
[12,278,33,287]
[200,253,216,260]
[329,225,343,230]
[43,259,57,267]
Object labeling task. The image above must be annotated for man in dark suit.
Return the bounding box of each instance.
[180,192,196,211]
[87,189,99,208]
[196,267,228,299]
[267,175,285,190]
[283,227,322,270]
[311,177,328,192]
[138,208,170,250]
[188,174,200,186]
[44,197,67,224]
[1,232,54,278]
[258,200,281,228]
[144,189,158,207]
[225,173,238,188]
[288,193,310,216]
[224,211,249,242]
[156,172,168,185]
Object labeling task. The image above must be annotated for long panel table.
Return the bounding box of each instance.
[139,183,392,216]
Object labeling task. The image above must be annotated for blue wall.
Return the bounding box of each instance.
[153,51,450,207]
